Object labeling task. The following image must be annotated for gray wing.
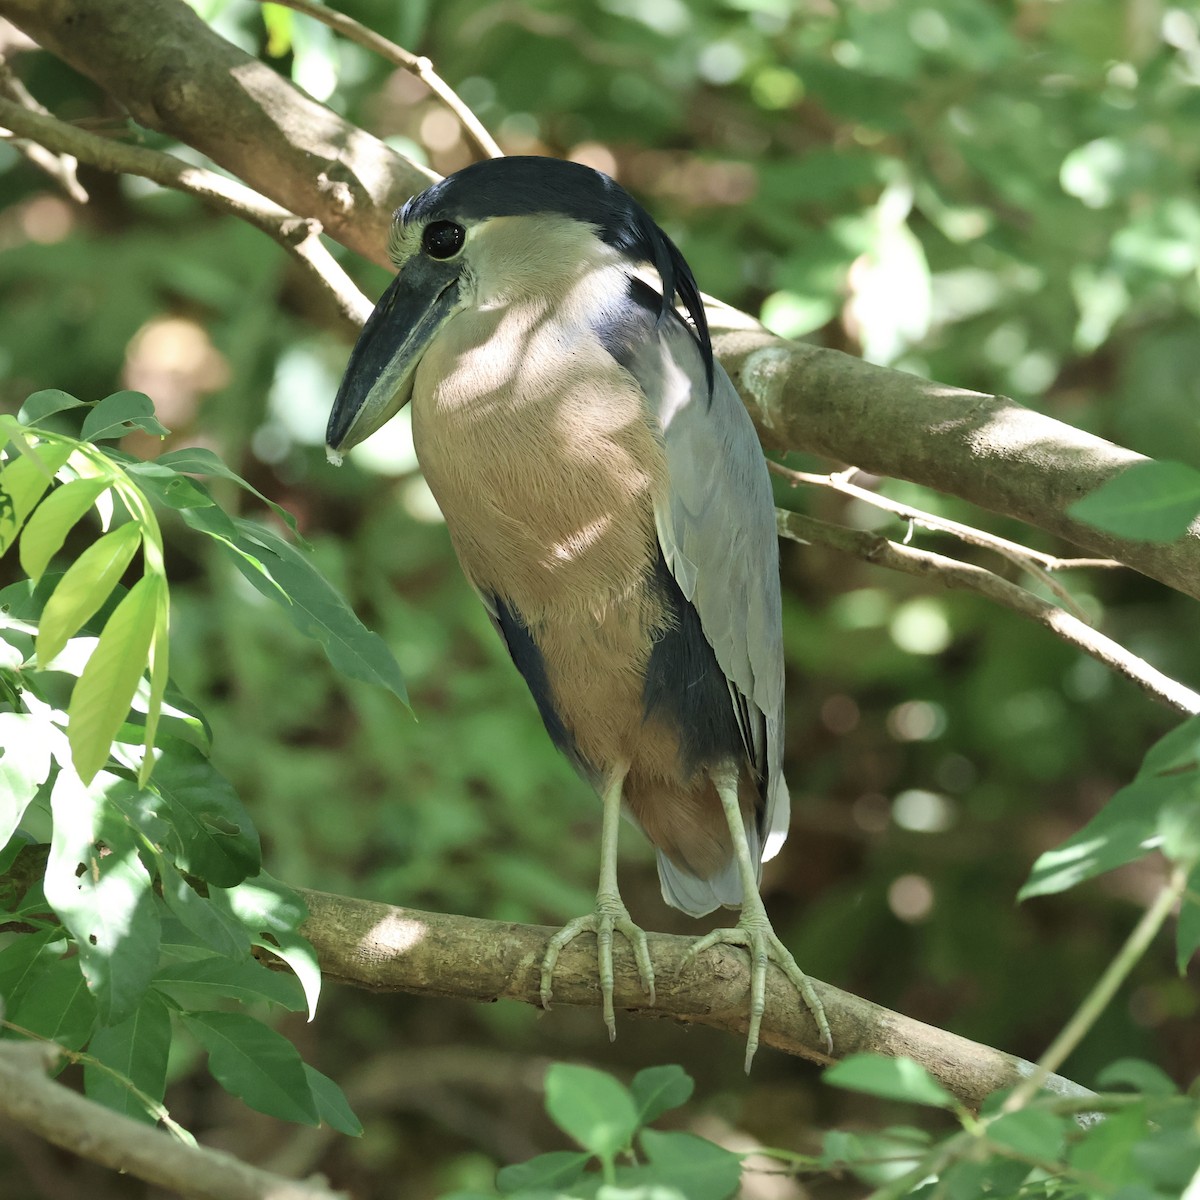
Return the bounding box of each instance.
[599,282,790,870]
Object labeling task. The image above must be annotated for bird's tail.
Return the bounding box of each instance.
[655,813,763,917]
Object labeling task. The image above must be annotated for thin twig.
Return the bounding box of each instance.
[0,57,87,202]
[254,0,504,160]
[0,1041,348,1200]
[770,460,1122,621]
[778,509,1200,716]
[0,96,372,330]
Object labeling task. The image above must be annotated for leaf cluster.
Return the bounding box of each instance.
[0,389,412,1135]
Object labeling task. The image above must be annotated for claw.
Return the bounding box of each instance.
[686,899,831,1071]
[540,894,656,1039]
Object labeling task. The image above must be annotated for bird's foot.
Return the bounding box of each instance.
[540,892,656,1039]
[685,899,832,1071]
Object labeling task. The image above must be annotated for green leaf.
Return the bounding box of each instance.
[19,477,111,582]
[224,521,408,704]
[630,1064,694,1126]
[1141,714,1200,776]
[183,1010,319,1125]
[8,954,98,1050]
[0,930,68,1014]
[37,521,142,666]
[825,1127,933,1189]
[497,1151,590,1194]
[1096,1058,1179,1096]
[823,1054,957,1109]
[81,392,169,442]
[0,711,55,846]
[1024,714,1200,899]
[45,769,161,1024]
[109,739,260,887]
[1068,1103,1148,1183]
[544,1063,639,1159]
[84,988,172,1122]
[67,573,162,784]
[153,955,304,1010]
[1132,1127,1200,1189]
[1158,795,1200,868]
[624,1129,743,1200]
[208,873,320,1019]
[19,389,87,424]
[985,1108,1066,1161]
[1069,460,1200,542]
[1019,775,1173,899]
[121,459,217,512]
[942,1158,1032,1199]
[0,441,75,555]
[1179,863,1200,972]
[156,447,301,535]
[158,861,251,959]
[302,1064,363,1136]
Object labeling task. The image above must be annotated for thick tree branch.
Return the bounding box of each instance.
[777,510,1200,716]
[0,1041,347,1200]
[293,887,1092,1113]
[710,304,1200,601]
[0,0,431,269]
[5,0,1198,603]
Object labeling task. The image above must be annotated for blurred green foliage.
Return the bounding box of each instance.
[2,0,1200,1195]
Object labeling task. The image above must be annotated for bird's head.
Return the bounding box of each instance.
[325,156,712,456]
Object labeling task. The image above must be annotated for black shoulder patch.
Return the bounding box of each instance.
[490,594,598,785]
[593,277,714,409]
[592,277,658,373]
[642,550,748,781]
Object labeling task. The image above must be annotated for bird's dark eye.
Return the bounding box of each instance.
[422,220,465,260]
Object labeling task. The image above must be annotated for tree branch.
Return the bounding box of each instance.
[0,0,431,269]
[292,887,1092,1113]
[0,1041,347,1200]
[769,460,1121,621]
[710,304,1200,602]
[0,95,372,330]
[0,54,86,202]
[778,509,1200,716]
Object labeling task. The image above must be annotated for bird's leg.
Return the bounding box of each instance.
[685,773,832,1070]
[540,766,656,1039]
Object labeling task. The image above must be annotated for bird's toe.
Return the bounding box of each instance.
[539,898,656,1038]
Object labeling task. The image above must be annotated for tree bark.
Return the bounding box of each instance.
[295,888,1091,1113]
[0,0,431,266]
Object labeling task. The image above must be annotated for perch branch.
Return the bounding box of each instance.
[253,0,503,160]
[0,96,372,329]
[291,887,1092,1114]
[777,509,1200,716]
[0,1040,348,1200]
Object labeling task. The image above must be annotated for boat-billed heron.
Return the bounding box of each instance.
[326,156,830,1067]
